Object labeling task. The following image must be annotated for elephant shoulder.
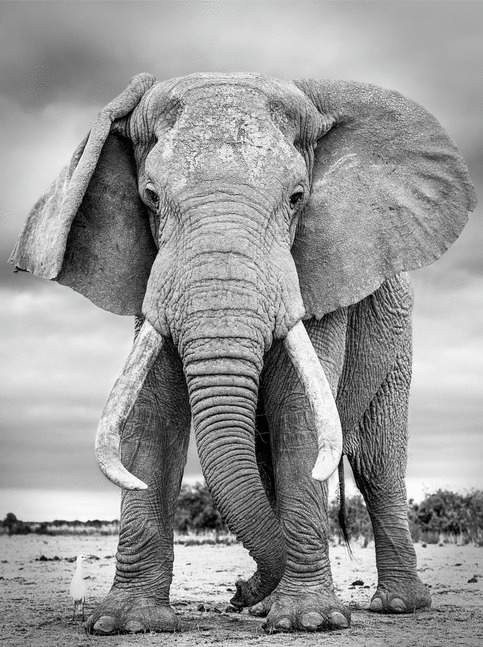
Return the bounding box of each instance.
[337,273,413,426]
[348,272,413,339]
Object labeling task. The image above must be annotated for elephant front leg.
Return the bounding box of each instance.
[86,340,191,634]
[252,404,350,633]
[256,314,350,632]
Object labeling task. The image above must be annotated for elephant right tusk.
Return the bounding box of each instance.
[95,319,164,490]
[283,320,343,482]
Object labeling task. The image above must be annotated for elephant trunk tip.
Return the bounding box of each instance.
[230,571,266,609]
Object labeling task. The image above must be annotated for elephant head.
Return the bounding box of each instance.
[10,72,476,605]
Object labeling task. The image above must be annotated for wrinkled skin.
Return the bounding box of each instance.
[11,73,475,635]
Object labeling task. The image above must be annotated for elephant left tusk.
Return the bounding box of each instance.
[95,319,164,490]
[283,320,343,481]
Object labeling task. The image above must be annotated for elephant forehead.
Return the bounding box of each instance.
[151,93,303,191]
[148,72,307,114]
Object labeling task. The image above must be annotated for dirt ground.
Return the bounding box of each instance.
[0,535,481,647]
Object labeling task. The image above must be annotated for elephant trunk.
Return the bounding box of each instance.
[184,338,286,606]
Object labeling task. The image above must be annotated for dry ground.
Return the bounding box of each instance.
[0,534,481,647]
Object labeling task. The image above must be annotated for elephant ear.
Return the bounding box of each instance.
[292,79,477,318]
[9,73,158,316]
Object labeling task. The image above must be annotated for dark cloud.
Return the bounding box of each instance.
[1,2,141,108]
[2,2,482,119]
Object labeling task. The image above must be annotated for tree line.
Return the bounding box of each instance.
[2,485,483,545]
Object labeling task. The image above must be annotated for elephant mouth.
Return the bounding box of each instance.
[95,318,342,491]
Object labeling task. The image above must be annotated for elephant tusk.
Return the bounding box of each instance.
[283,320,343,481]
[95,319,164,490]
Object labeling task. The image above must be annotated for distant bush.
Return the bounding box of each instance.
[2,487,483,545]
[174,483,228,534]
[328,494,373,546]
[409,489,483,545]
[0,514,119,536]
[1,512,32,535]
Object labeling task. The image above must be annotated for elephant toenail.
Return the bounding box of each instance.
[389,598,406,613]
[329,611,349,628]
[125,620,145,633]
[301,612,324,631]
[369,597,384,612]
[249,602,266,617]
[93,616,116,634]
[275,618,292,631]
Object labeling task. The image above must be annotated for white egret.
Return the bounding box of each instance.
[70,554,88,621]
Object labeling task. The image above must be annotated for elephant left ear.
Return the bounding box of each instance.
[292,79,477,318]
[9,73,158,315]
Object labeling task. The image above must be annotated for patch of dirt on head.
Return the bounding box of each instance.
[0,535,482,646]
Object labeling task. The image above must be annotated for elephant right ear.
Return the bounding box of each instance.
[9,73,158,316]
[292,79,477,319]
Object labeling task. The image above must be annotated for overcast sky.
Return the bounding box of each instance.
[1,1,481,521]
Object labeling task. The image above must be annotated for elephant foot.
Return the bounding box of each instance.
[250,590,350,633]
[85,589,179,634]
[369,577,431,614]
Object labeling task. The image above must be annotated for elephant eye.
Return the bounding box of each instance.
[145,186,160,209]
[289,191,304,209]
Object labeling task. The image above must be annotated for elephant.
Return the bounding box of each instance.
[10,72,476,635]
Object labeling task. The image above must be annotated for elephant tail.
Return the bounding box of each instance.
[337,458,353,555]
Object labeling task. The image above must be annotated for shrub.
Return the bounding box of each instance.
[329,494,373,545]
[174,483,228,534]
[1,512,32,535]
[3,487,482,544]
[420,530,440,545]
[409,489,483,544]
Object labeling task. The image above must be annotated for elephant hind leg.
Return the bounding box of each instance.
[345,327,431,613]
